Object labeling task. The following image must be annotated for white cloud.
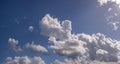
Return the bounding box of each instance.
[40,14,120,62]
[98,0,120,8]
[40,14,72,40]
[8,38,22,52]
[98,0,108,6]
[4,56,45,64]
[108,21,119,31]
[26,42,48,53]
[28,26,34,32]
[96,49,108,55]
[108,8,112,12]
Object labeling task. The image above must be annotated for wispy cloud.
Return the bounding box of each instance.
[108,21,119,31]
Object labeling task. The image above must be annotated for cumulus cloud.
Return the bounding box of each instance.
[98,0,120,8]
[8,38,22,52]
[28,26,34,32]
[98,0,108,6]
[40,14,120,63]
[26,42,48,53]
[40,14,72,40]
[4,56,45,64]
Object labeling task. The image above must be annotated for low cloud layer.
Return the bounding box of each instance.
[4,56,45,64]
[8,38,22,52]
[40,14,120,63]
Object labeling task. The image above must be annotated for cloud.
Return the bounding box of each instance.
[108,8,112,12]
[8,38,22,52]
[98,0,108,6]
[54,57,88,64]
[55,58,119,64]
[40,14,120,62]
[98,0,120,8]
[108,21,119,31]
[40,14,72,40]
[28,26,34,32]
[26,42,48,53]
[4,56,45,64]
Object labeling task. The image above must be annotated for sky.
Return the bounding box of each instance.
[1,0,120,64]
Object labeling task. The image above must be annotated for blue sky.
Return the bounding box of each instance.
[1,0,120,64]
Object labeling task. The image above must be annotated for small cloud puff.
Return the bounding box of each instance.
[28,26,34,32]
[8,38,22,52]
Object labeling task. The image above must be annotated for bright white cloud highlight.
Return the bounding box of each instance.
[8,38,22,52]
[108,8,112,12]
[26,42,48,53]
[4,56,45,64]
[28,26,34,32]
[98,0,120,8]
[40,14,120,62]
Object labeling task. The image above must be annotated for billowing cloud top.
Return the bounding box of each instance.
[40,14,120,63]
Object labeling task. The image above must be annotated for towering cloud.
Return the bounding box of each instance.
[8,38,22,52]
[40,14,120,63]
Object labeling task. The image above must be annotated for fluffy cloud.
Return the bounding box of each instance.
[98,0,108,6]
[4,56,45,64]
[98,0,120,8]
[26,42,48,53]
[40,14,120,63]
[40,14,72,40]
[28,26,34,32]
[8,38,22,52]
